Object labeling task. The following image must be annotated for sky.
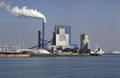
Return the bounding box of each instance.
[0,0,120,51]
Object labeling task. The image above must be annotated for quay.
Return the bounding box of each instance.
[0,53,31,57]
[0,52,91,57]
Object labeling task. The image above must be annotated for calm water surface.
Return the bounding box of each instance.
[0,54,120,78]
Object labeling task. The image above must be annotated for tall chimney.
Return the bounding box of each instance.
[38,28,41,49]
[42,22,47,49]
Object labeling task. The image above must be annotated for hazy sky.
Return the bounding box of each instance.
[0,0,120,51]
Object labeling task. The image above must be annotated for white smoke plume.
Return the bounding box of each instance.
[0,1,46,23]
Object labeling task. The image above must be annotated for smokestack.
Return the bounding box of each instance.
[42,22,47,49]
[38,28,41,49]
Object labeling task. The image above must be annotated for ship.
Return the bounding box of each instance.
[111,51,120,54]
[90,48,104,56]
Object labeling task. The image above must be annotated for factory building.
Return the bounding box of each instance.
[79,33,91,53]
[48,25,73,52]
[53,25,71,46]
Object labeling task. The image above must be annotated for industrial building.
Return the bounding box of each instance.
[79,33,91,53]
[47,25,79,52]
[52,25,71,46]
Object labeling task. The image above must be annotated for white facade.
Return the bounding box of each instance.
[56,34,69,46]
[55,27,69,46]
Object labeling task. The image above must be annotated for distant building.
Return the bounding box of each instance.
[47,25,79,53]
[79,33,90,53]
[47,25,72,52]
[52,25,71,46]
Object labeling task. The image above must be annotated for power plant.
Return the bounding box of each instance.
[0,1,103,57]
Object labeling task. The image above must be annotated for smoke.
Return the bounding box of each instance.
[0,1,46,23]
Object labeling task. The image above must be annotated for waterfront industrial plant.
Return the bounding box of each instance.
[0,25,104,57]
[0,24,93,56]
[0,1,104,57]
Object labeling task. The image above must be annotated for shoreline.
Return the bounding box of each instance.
[31,53,91,57]
[0,52,91,57]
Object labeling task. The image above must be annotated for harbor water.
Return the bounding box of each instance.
[0,54,120,78]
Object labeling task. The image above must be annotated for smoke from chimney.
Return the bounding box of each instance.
[0,1,46,23]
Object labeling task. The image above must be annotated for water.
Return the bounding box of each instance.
[0,54,120,78]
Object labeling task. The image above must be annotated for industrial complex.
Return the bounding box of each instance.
[0,22,105,57]
[0,1,104,57]
[0,24,92,57]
